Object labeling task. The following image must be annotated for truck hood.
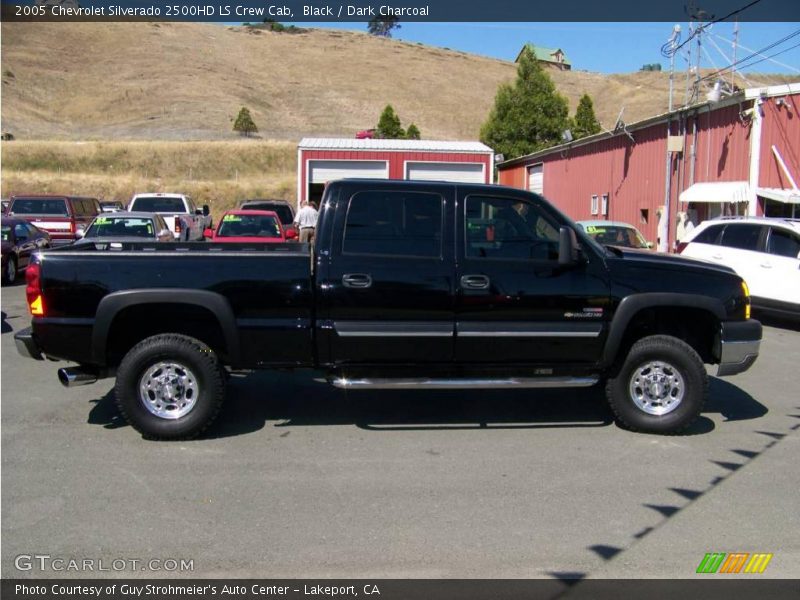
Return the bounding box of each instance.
[605,246,737,277]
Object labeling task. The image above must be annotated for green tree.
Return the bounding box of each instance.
[233,107,258,137]
[479,46,570,159]
[572,93,602,139]
[367,16,400,37]
[375,104,405,139]
[405,123,421,140]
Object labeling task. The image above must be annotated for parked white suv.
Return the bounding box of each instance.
[678,217,800,318]
[128,193,211,241]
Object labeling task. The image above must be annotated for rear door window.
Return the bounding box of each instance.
[692,224,723,245]
[767,227,800,259]
[342,191,443,258]
[130,196,187,213]
[719,224,766,251]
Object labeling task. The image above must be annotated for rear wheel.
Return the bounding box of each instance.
[605,335,707,434]
[115,334,226,440]
[2,256,17,285]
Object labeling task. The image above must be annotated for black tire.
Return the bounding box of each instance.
[3,255,17,285]
[605,335,707,434]
[115,334,226,440]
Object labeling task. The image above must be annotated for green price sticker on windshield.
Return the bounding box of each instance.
[95,217,110,225]
[223,215,242,222]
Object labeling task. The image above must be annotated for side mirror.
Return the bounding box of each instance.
[203,205,210,216]
[646,241,654,249]
[158,229,172,239]
[203,228,214,239]
[558,227,581,266]
[75,229,85,239]
[285,229,298,240]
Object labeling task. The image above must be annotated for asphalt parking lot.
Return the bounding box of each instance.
[2,281,799,582]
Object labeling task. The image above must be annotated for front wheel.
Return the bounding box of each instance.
[605,335,708,434]
[115,334,226,440]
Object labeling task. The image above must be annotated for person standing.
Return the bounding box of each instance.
[294,200,319,244]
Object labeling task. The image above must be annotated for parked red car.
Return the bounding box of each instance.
[8,194,101,245]
[355,128,376,139]
[204,210,296,243]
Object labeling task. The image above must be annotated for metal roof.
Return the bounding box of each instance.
[298,138,494,154]
[516,44,571,66]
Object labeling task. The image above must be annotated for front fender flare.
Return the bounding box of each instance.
[602,293,725,367]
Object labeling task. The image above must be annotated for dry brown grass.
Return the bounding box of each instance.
[3,21,794,141]
[1,141,298,221]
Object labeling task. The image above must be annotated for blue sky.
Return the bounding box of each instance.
[297,21,800,75]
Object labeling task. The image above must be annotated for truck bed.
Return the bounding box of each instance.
[31,242,314,368]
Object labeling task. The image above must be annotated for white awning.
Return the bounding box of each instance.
[757,187,800,204]
[679,181,750,204]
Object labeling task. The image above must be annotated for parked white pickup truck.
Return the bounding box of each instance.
[127,193,211,241]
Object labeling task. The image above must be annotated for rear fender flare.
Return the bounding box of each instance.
[602,293,725,367]
[92,289,240,365]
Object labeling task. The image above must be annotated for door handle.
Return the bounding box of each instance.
[460,274,490,290]
[711,254,723,260]
[760,262,772,268]
[342,273,372,289]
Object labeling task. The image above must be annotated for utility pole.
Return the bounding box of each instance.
[662,25,681,253]
[731,19,739,89]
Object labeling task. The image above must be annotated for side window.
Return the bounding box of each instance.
[719,224,765,251]
[767,228,800,259]
[692,225,723,245]
[342,191,443,258]
[14,223,28,238]
[465,195,560,260]
[73,200,87,216]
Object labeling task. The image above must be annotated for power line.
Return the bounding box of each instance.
[663,0,764,57]
[697,28,800,83]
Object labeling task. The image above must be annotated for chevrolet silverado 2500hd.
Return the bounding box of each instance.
[15,180,761,439]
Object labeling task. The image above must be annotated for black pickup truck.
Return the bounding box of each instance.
[15,179,762,439]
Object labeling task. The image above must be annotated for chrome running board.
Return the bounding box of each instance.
[328,376,599,390]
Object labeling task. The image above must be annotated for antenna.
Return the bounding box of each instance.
[668,24,681,112]
[731,19,739,89]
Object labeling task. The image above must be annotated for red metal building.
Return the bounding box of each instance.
[297,138,495,207]
[497,83,800,251]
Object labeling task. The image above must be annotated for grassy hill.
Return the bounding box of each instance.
[3,21,795,141]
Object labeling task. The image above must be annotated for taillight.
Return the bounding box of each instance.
[175,218,182,234]
[742,280,751,320]
[676,242,688,254]
[25,261,44,316]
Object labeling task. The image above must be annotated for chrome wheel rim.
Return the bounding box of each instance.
[628,360,685,416]
[7,259,16,283]
[138,361,199,419]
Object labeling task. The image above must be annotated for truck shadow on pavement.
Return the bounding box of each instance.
[87,371,766,439]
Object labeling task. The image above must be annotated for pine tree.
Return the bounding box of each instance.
[573,94,602,139]
[375,105,405,139]
[233,107,258,137]
[480,46,570,159]
[367,16,400,37]
[405,123,421,140]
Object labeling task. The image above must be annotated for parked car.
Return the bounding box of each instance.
[75,212,174,245]
[15,180,760,440]
[127,193,210,241]
[100,201,125,213]
[678,216,800,318]
[7,195,101,245]
[238,199,296,238]
[2,217,51,284]
[577,220,653,250]
[1,200,9,215]
[204,210,294,243]
[355,128,376,139]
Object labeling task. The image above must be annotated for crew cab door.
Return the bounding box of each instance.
[320,183,455,364]
[454,188,610,365]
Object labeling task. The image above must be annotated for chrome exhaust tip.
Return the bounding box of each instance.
[57,367,98,387]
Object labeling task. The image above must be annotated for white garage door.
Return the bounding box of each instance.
[308,160,388,183]
[406,162,485,184]
[528,164,543,194]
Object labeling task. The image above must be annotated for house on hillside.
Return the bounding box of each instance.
[515,44,571,70]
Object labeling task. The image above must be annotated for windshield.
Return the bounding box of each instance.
[85,217,155,238]
[130,196,186,213]
[1,225,11,242]
[11,198,68,216]
[582,225,648,249]
[217,214,281,238]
